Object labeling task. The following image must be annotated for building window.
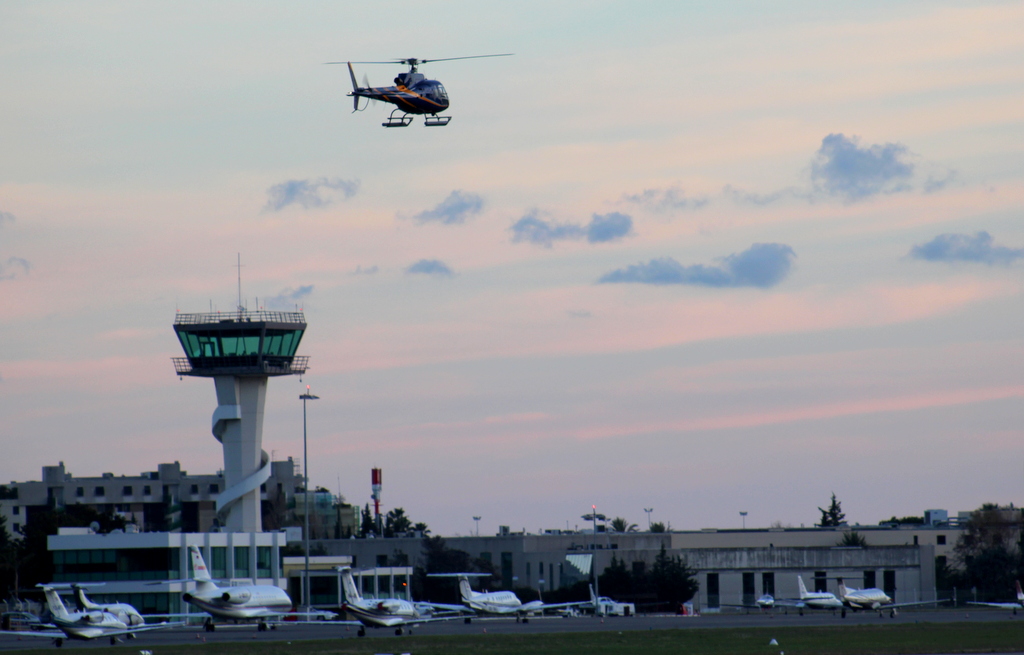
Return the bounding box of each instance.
[76,487,84,498]
[937,535,946,545]
[742,572,756,605]
[813,571,827,593]
[376,554,388,567]
[864,570,876,588]
[12,506,19,516]
[94,487,105,497]
[234,546,251,577]
[210,547,228,579]
[706,573,720,608]
[256,547,272,578]
[123,486,132,496]
[143,486,151,495]
[208,484,219,494]
[190,484,199,494]
[12,523,19,533]
[762,571,775,596]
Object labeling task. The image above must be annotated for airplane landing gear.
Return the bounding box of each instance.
[257,621,268,631]
[464,617,472,624]
[423,114,451,126]
[54,639,63,648]
[357,627,366,637]
[204,618,216,632]
[395,627,403,636]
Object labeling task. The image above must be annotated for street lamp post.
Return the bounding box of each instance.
[643,507,654,530]
[581,505,606,605]
[473,516,481,537]
[300,386,319,614]
[739,511,748,529]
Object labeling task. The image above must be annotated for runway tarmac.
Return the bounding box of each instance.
[0,608,1018,650]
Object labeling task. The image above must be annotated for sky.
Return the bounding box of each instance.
[2,1,1024,537]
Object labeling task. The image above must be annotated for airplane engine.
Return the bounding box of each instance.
[221,590,252,604]
[182,593,193,602]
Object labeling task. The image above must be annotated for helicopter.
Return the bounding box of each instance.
[327,55,512,128]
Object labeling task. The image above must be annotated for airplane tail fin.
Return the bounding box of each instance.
[339,567,362,605]
[797,575,808,599]
[189,545,213,583]
[73,585,99,611]
[1016,580,1023,601]
[42,588,70,621]
[458,575,474,602]
[589,584,597,605]
[838,578,849,598]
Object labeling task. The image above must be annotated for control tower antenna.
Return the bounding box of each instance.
[172,302,309,532]
[235,253,245,314]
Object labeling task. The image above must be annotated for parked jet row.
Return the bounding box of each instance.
[428,573,589,622]
[0,586,179,647]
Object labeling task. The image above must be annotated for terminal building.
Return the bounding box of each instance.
[310,521,965,611]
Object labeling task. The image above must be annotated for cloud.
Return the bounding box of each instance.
[722,185,809,206]
[406,259,454,277]
[510,211,633,248]
[810,133,914,201]
[411,190,483,225]
[598,243,796,288]
[0,256,31,280]
[351,265,379,275]
[909,231,1024,266]
[586,212,633,243]
[623,186,709,212]
[264,177,359,211]
[263,285,314,310]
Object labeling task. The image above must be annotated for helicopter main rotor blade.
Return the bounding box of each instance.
[325,54,513,66]
[418,53,514,64]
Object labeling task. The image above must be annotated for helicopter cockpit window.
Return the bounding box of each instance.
[433,83,448,102]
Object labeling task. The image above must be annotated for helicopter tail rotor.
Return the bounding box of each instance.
[347,62,360,112]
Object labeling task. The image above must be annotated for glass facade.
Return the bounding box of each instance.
[53,548,180,582]
[176,328,304,364]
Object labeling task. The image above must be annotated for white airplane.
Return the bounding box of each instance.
[967,580,1024,614]
[720,593,778,613]
[0,586,176,647]
[837,578,940,617]
[581,585,636,616]
[337,566,467,636]
[430,573,587,623]
[179,544,302,631]
[63,584,146,626]
[787,575,845,615]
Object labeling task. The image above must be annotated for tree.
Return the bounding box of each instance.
[953,503,1022,597]
[649,522,667,533]
[598,555,633,599]
[412,522,431,535]
[384,508,412,537]
[837,531,868,547]
[359,503,375,537]
[648,544,699,606]
[882,515,924,525]
[609,517,638,533]
[817,493,846,527]
[13,505,127,589]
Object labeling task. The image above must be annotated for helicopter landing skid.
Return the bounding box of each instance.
[382,110,413,128]
[424,115,451,127]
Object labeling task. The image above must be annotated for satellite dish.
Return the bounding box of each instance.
[89,521,100,533]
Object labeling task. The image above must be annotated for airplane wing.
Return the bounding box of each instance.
[0,629,65,639]
[967,601,1021,609]
[887,599,946,610]
[413,602,473,614]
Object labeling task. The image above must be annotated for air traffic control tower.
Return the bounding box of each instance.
[173,310,308,532]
